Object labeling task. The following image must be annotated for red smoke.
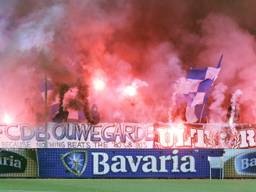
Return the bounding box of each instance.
[1,0,256,123]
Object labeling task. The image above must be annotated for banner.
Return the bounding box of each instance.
[0,123,154,148]
[0,149,38,177]
[154,123,256,149]
[1,122,256,149]
[37,148,223,178]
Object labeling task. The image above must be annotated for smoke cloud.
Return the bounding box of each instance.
[1,0,256,123]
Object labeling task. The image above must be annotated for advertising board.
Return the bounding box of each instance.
[0,149,38,177]
[223,149,256,178]
[38,148,223,178]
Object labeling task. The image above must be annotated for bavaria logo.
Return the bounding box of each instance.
[0,150,27,173]
[61,150,88,176]
[235,152,256,175]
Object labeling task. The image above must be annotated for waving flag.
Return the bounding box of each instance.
[40,78,85,122]
[185,55,223,123]
[40,78,59,118]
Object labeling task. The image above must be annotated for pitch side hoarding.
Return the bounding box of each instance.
[38,149,223,178]
[223,149,256,178]
[0,149,38,177]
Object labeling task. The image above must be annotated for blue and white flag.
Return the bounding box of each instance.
[40,79,85,122]
[185,55,223,123]
[40,78,59,118]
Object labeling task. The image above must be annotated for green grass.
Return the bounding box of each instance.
[0,179,255,192]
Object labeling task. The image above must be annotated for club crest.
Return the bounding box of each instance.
[61,150,88,176]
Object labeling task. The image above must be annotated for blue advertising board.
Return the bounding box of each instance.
[38,149,224,178]
[235,151,256,175]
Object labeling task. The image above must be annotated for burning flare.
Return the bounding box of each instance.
[92,78,106,92]
[123,85,137,97]
[157,122,185,147]
[3,113,13,125]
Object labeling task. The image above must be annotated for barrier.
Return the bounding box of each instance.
[0,148,256,178]
[37,149,223,178]
[223,149,256,178]
[0,149,38,177]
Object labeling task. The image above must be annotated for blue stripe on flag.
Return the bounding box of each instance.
[187,68,207,80]
[194,104,207,120]
[197,79,214,92]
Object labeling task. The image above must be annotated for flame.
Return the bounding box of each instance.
[92,78,106,91]
[228,117,234,126]
[123,85,137,97]
[3,113,13,125]
[158,122,185,147]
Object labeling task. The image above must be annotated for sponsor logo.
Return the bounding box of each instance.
[92,149,196,175]
[61,150,88,176]
[0,150,27,173]
[235,152,256,175]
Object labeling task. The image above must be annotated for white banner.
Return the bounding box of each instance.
[0,123,154,148]
[155,123,256,149]
[1,122,256,149]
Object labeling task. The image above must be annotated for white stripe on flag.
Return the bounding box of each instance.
[191,92,206,107]
[185,106,198,123]
[205,67,220,80]
[183,79,201,94]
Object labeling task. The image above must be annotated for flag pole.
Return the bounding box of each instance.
[44,74,48,119]
[44,74,48,148]
[199,103,206,123]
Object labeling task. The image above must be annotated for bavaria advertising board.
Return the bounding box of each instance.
[0,123,154,148]
[37,149,223,178]
[0,148,255,178]
[0,149,38,177]
[222,149,256,178]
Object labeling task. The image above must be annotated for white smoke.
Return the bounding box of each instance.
[14,4,64,52]
[229,89,242,125]
[209,83,227,123]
